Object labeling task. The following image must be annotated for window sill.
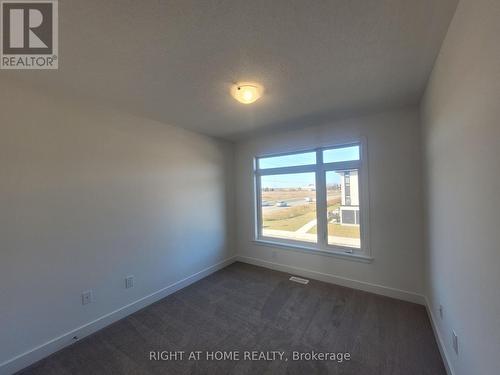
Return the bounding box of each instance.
[252,239,373,263]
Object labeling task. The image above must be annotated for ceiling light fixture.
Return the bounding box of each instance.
[231,82,263,104]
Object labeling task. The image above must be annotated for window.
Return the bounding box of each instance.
[258,151,316,169]
[323,145,360,163]
[326,170,360,248]
[260,173,317,243]
[255,142,369,258]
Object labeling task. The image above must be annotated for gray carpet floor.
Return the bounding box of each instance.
[19,262,445,375]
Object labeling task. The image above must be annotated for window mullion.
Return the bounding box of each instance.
[322,160,360,171]
[257,164,317,176]
[255,175,263,239]
[315,152,328,248]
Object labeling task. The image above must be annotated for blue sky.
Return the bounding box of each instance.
[323,146,359,163]
[261,171,346,189]
[259,152,316,169]
[259,146,359,169]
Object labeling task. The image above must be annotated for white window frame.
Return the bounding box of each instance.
[253,140,371,262]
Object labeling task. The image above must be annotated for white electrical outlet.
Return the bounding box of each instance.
[82,290,93,305]
[439,305,443,319]
[125,275,134,289]
[452,330,459,355]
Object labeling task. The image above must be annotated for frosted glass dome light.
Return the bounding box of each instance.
[231,82,263,104]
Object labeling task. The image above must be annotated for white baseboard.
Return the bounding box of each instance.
[425,297,455,375]
[236,255,426,305]
[0,256,237,375]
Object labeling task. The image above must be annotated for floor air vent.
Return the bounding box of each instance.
[289,276,309,284]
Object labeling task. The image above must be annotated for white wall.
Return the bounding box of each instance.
[235,108,425,300]
[421,0,500,374]
[0,79,235,371]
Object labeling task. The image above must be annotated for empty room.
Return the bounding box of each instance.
[1,1,498,374]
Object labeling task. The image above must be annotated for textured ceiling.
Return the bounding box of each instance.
[2,0,458,139]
